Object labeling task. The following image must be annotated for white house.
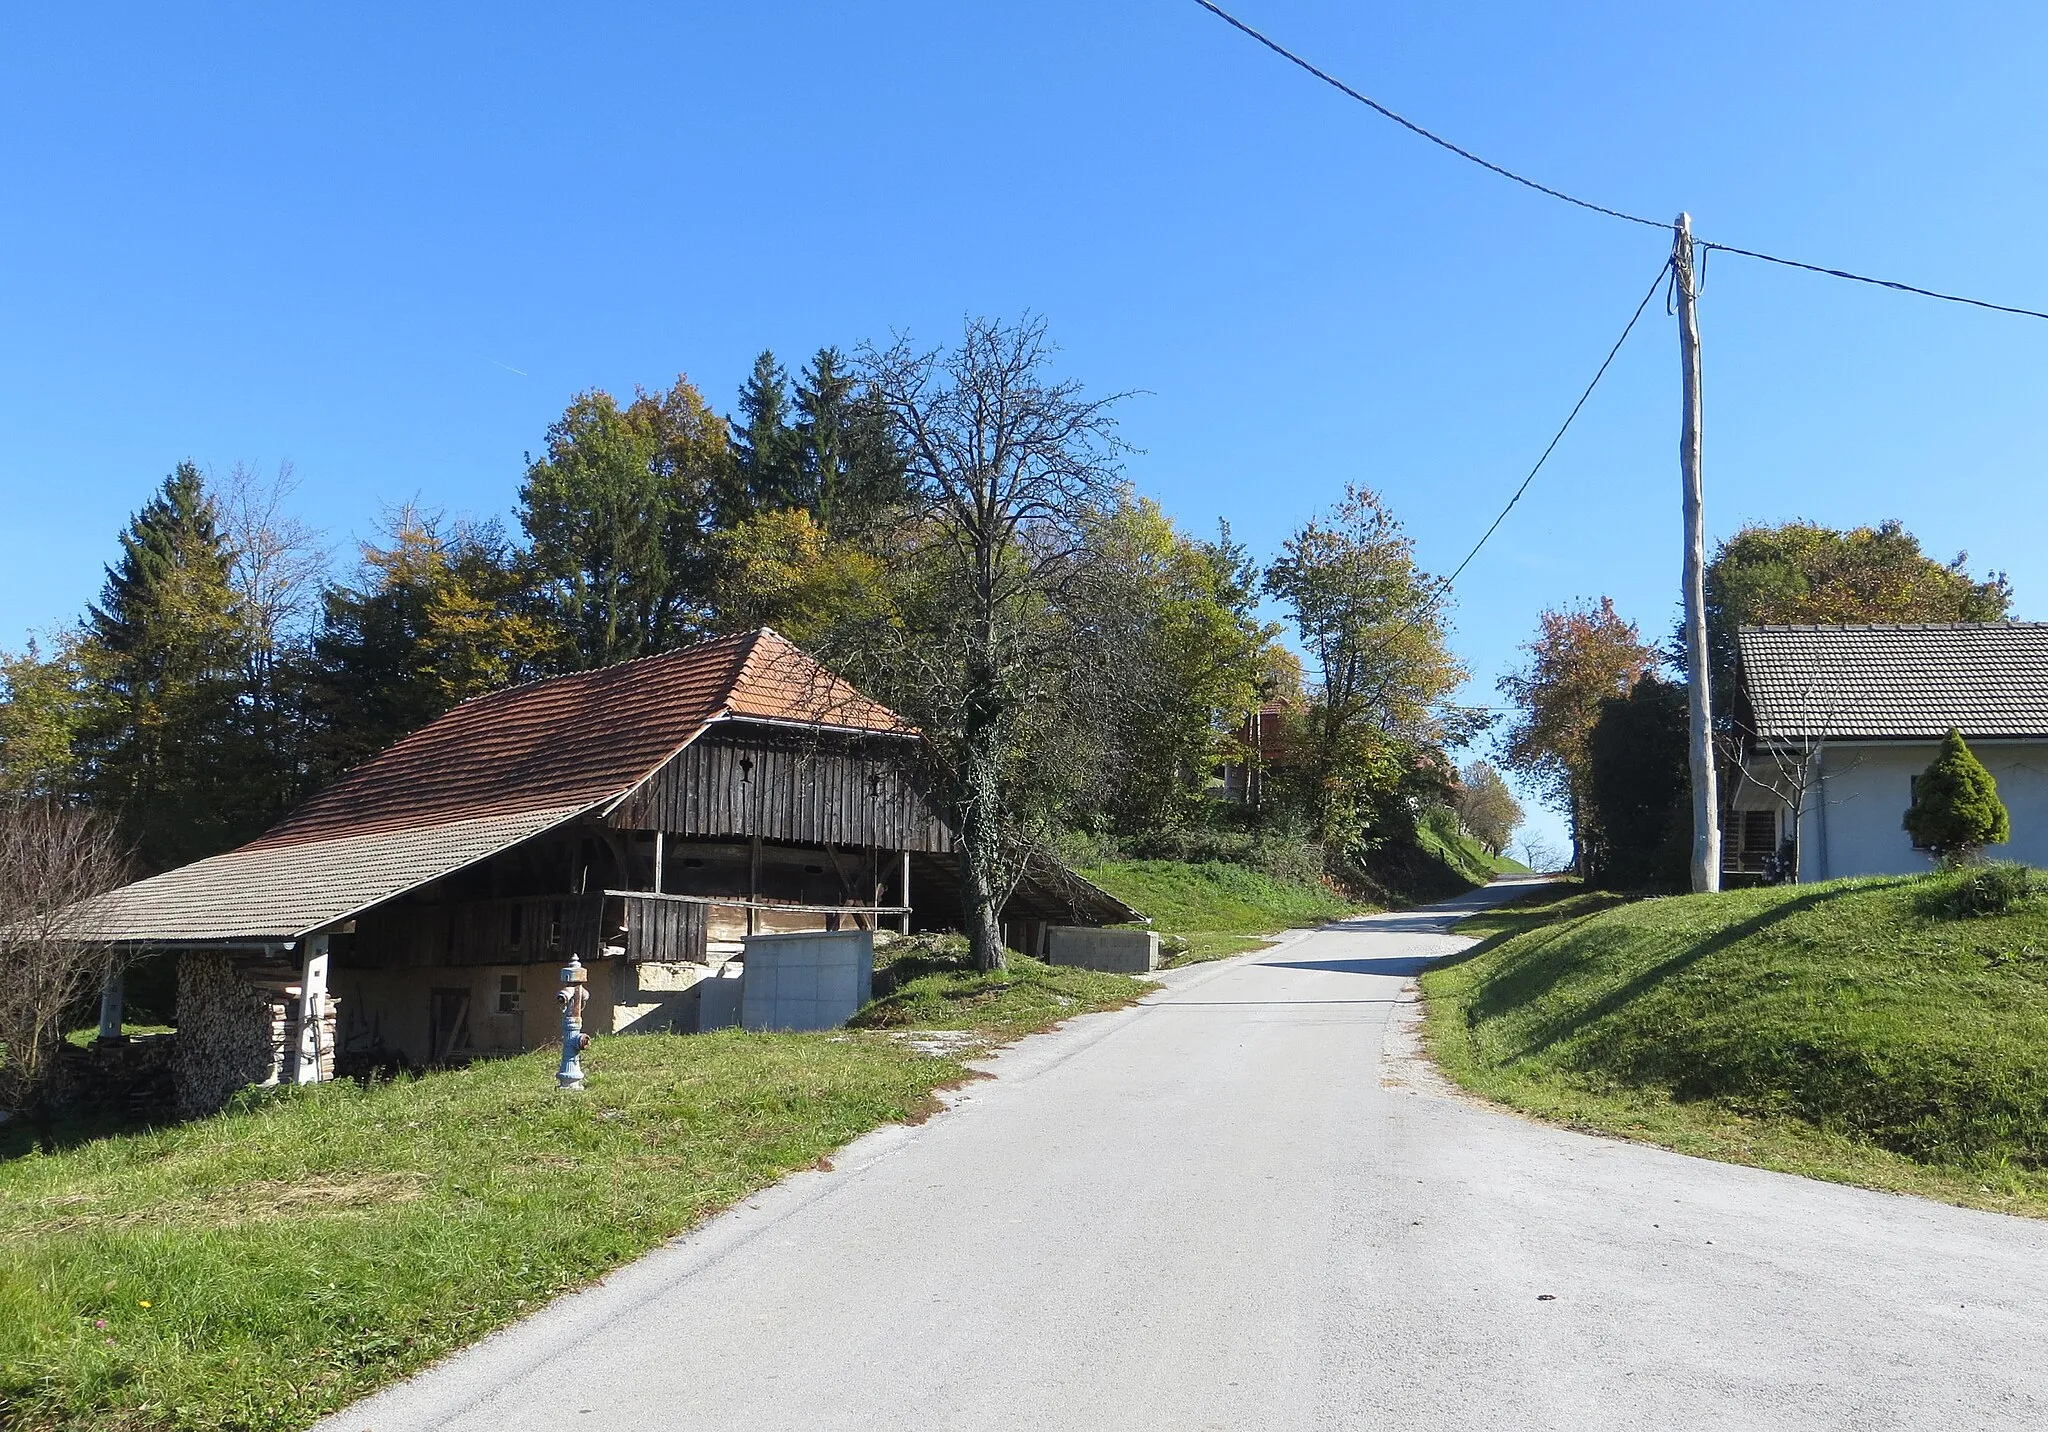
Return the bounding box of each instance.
[1729,623,2048,882]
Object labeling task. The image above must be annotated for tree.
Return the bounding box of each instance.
[1585,676,1690,890]
[520,377,730,668]
[1904,729,2009,862]
[1497,598,1656,873]
[730,351,805,517]
[794,347,915,537]
[1071,505,1281,833]
[714,507,899,647]
[0,635,88,799]
[0,798,128,1147]
[1263,486,1471,857]
[1704,520,2010,695]
[78,464,257,870]
[1455,761,1522,857]
[218,460,329,821]
[857,317,1127,971]
[311,508,556,780]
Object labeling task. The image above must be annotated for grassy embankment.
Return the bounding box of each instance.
[1424,872,2048,1218]
[1080,831,1526,968]
[1078,860,1357,965]
[0,955,1145,1432]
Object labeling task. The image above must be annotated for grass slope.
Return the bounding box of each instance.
[1424,872,2048,1218]
[0,957,1146,1431]
[1077,859,1358,963]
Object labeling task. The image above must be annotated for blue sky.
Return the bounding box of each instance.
[4,1,2045,852]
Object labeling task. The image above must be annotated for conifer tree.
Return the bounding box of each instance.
[795,347,913,535]
[1904,729,2009,861]
[730,351,804,515]
[80,463,255,868]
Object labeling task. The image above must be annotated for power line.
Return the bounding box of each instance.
[1192,0,2048,324]
[1699,241,2048,323]
[1430,257,1671,607]
[1189,0,1664,230]
[1350,258,1671,680]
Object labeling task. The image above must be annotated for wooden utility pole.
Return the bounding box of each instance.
[1674,212,1722,892]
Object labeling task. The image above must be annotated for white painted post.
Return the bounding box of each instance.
[295,934,330,1085]
[898,850,912,935]
[96,959,126,1043]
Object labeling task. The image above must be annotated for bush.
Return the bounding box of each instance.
[1922,862,2036,919]
[1904,729,2010,859]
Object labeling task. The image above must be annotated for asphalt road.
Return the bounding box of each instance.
[321,879,2048,1431]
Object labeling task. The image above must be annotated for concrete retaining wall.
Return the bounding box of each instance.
[1044,926,1159,974]
[740,931,874,1032]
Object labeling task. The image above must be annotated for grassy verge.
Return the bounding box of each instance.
[1424,870,2048,1219]
[1077,859,1359,967]
[0,957,1146,1431]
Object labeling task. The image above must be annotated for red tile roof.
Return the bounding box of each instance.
[251,629,911,850]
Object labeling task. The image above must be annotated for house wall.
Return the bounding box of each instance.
[1785,741,2048,880]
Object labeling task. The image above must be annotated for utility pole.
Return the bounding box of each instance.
[1674,212,1721,892]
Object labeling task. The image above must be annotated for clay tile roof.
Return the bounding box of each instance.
[1738,623,2048,742]
[251,628,910,850]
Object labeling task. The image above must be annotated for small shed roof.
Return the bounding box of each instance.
[1738,623,2048,743]
[91,629,917,944]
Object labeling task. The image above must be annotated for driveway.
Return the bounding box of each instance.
[322,879,2048,1430]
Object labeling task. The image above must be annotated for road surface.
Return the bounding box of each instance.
[321,879,2048,1430]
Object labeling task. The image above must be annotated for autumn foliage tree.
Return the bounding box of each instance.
[1497,598,1656,872]
[1454,760,1522,857]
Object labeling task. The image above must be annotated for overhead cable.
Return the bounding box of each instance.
[1189,0,1665,230]
[1429,258,1673,601]
[1192,0,2048,324]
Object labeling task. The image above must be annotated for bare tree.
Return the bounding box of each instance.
[1723,663,1859,884]
[858,317,1127,971]
[0,799,129,1146]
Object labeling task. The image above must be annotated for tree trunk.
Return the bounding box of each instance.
[957,738,1008,972]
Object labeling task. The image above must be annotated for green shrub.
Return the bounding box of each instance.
[1922,862,2036,919]
[1904,729,2010,859]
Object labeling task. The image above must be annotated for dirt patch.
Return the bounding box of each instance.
[14,1171,429,1235]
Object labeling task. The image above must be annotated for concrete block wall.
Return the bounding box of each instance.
[1044,926,1160,974]
[740,930,874,1032]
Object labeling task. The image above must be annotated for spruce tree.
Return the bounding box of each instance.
[730,351,804,515]
[1904,728,2010,861]
[81,463,256,869]
[796,347,913,536]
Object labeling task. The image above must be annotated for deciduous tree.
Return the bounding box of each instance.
[1455,760,1522,857]
[520,377,730,667]
[1497,597,1655,873]
[857,316,1127,971]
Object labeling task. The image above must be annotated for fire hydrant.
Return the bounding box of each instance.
[557,954,590,1089]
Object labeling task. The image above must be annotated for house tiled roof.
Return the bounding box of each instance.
[90,630,916,943]
[1738,623,2048,743]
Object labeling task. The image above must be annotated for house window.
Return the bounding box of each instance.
[497,974,522,1015]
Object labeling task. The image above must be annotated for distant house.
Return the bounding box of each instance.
[90,629,1139,1114]
[1730,623,2048,881]
[1215,700,1290,807]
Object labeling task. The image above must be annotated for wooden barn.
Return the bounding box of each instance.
[88,629,1140,1114]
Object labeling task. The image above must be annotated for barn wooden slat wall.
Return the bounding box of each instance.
[351,894,605,968]
[613,727,953,852]
[623,895,708,963]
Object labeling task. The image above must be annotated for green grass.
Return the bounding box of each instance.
[1,957,1146,1431]
[1077,859,1359,967]
[1424,869,2048,1218]
[1415,823,1529,884]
